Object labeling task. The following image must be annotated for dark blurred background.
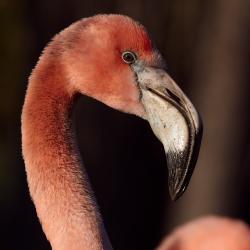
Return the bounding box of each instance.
[1,0,250,249]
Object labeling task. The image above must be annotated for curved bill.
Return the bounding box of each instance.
[134,66,202,200]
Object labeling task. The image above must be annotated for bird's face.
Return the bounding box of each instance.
[63,15,202,200]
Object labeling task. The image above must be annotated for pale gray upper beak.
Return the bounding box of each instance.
[133,65,202,200]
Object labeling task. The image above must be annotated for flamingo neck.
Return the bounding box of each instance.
[22,61,112,250]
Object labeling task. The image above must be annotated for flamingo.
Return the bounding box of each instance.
[157,216,250,250]
[22,14,202,250]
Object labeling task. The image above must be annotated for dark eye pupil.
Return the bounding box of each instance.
[124,54,133,61]
[122,51,136,64]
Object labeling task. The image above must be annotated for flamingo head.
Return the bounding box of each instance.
[52,14,202,200]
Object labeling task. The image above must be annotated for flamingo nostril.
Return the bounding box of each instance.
[165,88,181,104]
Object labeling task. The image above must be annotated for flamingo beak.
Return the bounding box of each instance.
[133,65,202,200]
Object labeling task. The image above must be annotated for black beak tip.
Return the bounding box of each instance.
[169,183,187,201]
[167,123,203,201]
[166,149,192,201]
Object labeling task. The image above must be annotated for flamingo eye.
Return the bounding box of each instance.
[122,51,137,64]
